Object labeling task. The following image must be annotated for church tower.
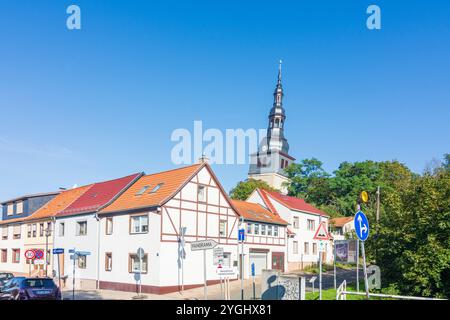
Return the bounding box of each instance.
[248,61,295,194]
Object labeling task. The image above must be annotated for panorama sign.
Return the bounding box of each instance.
[190,239,218,251]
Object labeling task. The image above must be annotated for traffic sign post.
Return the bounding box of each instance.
[191,239,218,300]
[251,262,256,300]
[238,217,245,300]
[313,221,330,300]
[25,250,35,277]
[354,210,371,299]
[136,247,145,298]
[52,248,64,300]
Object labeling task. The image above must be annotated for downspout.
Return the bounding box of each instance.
[95,212,100,290]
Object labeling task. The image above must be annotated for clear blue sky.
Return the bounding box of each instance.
[0,0,449,200]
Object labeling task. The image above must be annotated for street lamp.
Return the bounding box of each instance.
[44,225,52,277]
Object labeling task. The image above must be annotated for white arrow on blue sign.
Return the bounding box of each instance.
[53,248,64,255]
[238,228,245,242]
[354,211,370,241]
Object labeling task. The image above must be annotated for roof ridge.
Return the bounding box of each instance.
[142,163,202,178]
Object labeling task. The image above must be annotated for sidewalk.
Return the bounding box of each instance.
[62,277,262,300]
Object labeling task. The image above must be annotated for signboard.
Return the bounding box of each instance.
[53,248,64,255]
[34,249,44,260]
[313,222,330,240]
[335,240,357,264]
[69,249,75,254]
[76,251,91,256]
[34,259,45,265]
[213,247,224,265]
[318,240,326,253]
[190,239,218,251]
[216,267,237,277]
[251,263,255,277]
[354,211,370,241]
[24,249,35,260]
[238,228,245,242]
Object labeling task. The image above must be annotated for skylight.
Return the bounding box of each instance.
[136,185,150,196]
[149,183,164,194]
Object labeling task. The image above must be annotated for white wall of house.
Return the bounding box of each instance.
[248,191,333,269]
[53,214,99,289]
[0,224,25,274]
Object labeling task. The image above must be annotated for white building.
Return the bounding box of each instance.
[247,188,333,270]
[329,217,355,241]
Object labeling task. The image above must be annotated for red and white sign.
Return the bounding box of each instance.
[313,222,330,240]
[24,249,35,260]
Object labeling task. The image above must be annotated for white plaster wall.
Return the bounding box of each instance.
[0,224,25,274]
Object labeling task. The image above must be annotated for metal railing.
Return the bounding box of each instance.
[336,280,446,301]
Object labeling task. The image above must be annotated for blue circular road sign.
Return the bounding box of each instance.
[354,211,370,241]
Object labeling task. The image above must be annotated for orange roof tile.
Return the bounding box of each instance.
[25,184,93,221]
[100,164,204,214]
[330,216,354,227]
[231,200,288,225]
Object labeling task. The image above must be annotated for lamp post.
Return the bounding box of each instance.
[44,226,52,277]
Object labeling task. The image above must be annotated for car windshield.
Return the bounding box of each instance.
[0,273,13,280]
[23,279,55,288]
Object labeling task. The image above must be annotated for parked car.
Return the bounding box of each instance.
[0,277,61,300]
[0,272,14,290]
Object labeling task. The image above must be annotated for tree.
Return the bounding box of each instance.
[229,179,278,201]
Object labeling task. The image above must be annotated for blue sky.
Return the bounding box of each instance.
[0,0,449,200]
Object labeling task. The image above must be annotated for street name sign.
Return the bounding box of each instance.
[354,211,370,241]
[53,248,64,255]
[313,222,330,240]
[190,239,218,251]
[76,251,91,256]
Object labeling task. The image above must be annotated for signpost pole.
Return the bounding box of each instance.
[72,249,76,300]
[139,255,142,297]
[361,242,370,300]
[240,238,244,300]
[319,215,322,300]
[57,253,62,300]
[333,241,337,290]
[203,249,207,300]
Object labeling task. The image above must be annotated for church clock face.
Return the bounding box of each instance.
[261,145,268,152]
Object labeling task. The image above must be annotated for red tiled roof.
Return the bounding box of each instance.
[231,200,288,225]
[57,173,142,217]
[258,189,329,217]
[100,164,204,214]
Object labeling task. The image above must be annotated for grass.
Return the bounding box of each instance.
[305,282,386,300]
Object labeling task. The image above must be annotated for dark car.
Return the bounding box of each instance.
[0,277,61,300]
[0,273,14,290]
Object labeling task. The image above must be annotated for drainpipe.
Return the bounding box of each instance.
[95,212,101,290]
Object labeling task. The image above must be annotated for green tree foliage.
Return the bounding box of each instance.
[229,178,278,200]
[284,155,449,298]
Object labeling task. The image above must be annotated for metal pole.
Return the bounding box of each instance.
[252,276,256,300]
[57,253,62,300]
[72,249,75,300]
[333,241,337,290]
[45,232,49,277]
[319,215,322,300]
[376,186,380,264]
[203,249,207,300]
[356,239,360,292]
[139,255,142,297]
[240,240,244,300]
[361,242,370,300]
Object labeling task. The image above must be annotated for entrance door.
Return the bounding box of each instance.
[271,252,285,271]
[249,252,267,275]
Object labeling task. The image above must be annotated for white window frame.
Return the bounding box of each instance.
[76,221,88,236]
[6,203,13,216]
[293,216,299,229]
[59,222,65,237]
[197,185,206,202]
[219,220,227,238]
[274,226,279,237]
[130,215,149,234]
[16,201,23,214]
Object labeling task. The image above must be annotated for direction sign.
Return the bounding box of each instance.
[354,211,370,241]
[34,249,44,260]
[313,221,330,240]
[24,249,35,260]
[53,248,64,255]
[76,251,91,256]
[69,249,75,254]
[251,263,255,277]
[190,239,218,251]
[216,267,237,277]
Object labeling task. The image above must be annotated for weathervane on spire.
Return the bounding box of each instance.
[278,59,282,83]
